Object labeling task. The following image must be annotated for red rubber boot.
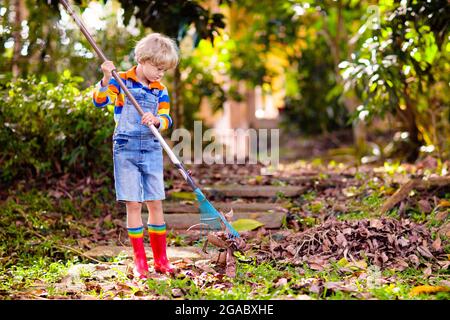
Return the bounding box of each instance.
[148,226,175,274]
[128,227,149,279]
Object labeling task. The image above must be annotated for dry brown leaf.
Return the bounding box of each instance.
[432,236,442,251]
[195,260,217,274]
[417,246,434,259]
[171,288,184,298]
[435,211,449,221]
[207,234,228,249]
[309,283,322,294]
[418,200,432,214]
[423,266,432,277]
[274,278,288,288]
[225,247,236,278]
[369,219,383,229]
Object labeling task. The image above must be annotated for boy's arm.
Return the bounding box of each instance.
[92,77,120,108]
[156,86,173,131]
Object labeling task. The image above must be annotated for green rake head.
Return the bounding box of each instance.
[194,188,240,238]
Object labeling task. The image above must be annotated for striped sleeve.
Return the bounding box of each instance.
[92,77,120,108]
[157,86,173,131]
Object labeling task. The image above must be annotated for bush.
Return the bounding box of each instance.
[0,71,114,184]
[280,44,350,135]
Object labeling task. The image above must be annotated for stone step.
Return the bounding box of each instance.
[163,201,285,213]
[165,211,285,230]
[84,245,203,261]
[203,185,306,198]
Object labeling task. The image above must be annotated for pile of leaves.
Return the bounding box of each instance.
[246,217,448,271]
[203,232,249,278]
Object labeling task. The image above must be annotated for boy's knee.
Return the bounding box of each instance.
[145,200,162,210]
[126,201,142,211]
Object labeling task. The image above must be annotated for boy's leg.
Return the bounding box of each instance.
[146,200,164,225]
[146,200,175,274]
[126,201,149,279]
[127,201,144,227]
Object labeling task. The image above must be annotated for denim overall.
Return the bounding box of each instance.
[112,78,165,202]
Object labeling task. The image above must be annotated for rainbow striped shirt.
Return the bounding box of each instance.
[92,66,173,130]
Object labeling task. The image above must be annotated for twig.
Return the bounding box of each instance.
[380,176,450,214]
[30,230,106,264]
[187,223,210,231]
[58,244,106,264]
[12,206,107,264]
[207,233,228,249]
[268,231,276,260]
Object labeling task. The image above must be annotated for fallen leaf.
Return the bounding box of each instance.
[369,219,383,229]
[133,290,145,297]
[417,246,434,259]
[423,266,432,277]
[274,278,288,287]
[169,191,196,201]
[418,200,432,214]
[432,236,441,251]
[337,257,349,267]
[410,285,449,296]
[438,280,450,288]
[85,281,102,293]
[437,222,450,237]
[224,209,234,221]
[77,238,91,249]
[231,219,265,232]
[48,190,63,199]
[309,283,321,294]
[171,288,184,298]
[347,260,368,270]
[225,248,236,278]
[435,211,449,221]
[195,260,217,274]
[309,263,324,271]
[207,234,228,249]
[438,199,450,208]
[324,282,358,293]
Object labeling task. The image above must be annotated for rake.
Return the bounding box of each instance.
[59,0,240,238]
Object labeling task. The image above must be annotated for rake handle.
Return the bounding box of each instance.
[59,0,198,191]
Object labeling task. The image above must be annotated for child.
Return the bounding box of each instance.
[92,33,179,279]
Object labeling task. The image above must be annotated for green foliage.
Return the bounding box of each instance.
[180,39,228,130]
[0,0,143,85]
[0,191,72,269]
[229,0,357,134]
[0,72,114,183]
[281,45,349,134]
[341,0,450,160]
[118,0,226,46]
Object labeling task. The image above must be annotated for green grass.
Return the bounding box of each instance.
[131,259,450,300]
[0,258,71,292]
[1,186,449,300]
[336,211,372,221]
[1,245,449,300]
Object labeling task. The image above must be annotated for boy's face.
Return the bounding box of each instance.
[141,61,166,83]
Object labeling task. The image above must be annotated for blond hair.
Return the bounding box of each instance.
[134,33,179,70]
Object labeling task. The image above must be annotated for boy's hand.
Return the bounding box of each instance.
[141,112,160,127]
[100,60,115,86]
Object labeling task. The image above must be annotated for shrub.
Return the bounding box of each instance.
[0,71,114,184]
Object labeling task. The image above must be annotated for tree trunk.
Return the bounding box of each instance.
[398,88,421,162]
[11,0,23,79]
[173,65,184,128]
[344,96,368,158]
[324,0,367,158]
